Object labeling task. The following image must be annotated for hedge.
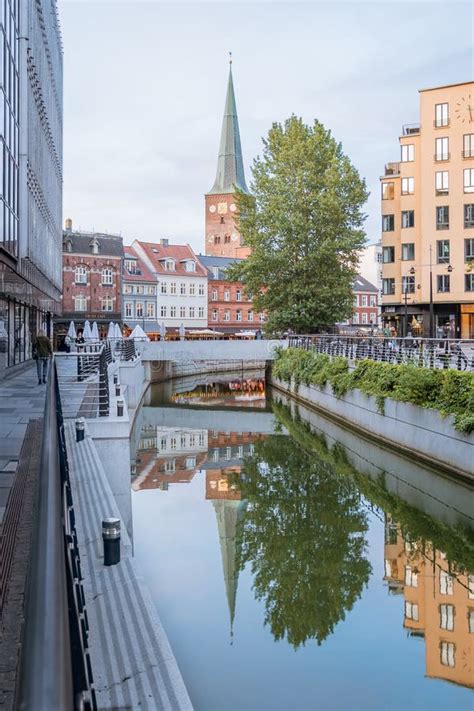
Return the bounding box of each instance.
[272,347,474,433]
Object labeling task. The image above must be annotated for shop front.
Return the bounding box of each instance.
[460,304,474,339]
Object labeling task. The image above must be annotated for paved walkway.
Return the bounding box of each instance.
[0,366,46,524]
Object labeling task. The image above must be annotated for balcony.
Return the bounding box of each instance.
[384,162,400,176]
[402,124,420,136]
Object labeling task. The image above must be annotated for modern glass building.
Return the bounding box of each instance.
[0,0,63,377]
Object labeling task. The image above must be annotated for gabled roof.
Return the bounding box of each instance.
[62,231,124,258]
[207,66,249,196]
[198,254,244,280]
[123,245,155,282]
[353,275,378,293]
[134,241,208,277]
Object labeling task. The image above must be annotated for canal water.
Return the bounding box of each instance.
[130,370,474,711]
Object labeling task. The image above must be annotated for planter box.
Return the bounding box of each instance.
[271,376,474,480]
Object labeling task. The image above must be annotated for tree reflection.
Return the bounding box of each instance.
[238,434,371,648]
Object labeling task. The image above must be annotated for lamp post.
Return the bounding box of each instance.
[402,266,416,338]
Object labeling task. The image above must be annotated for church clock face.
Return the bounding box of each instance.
[209,205,216,213]
[217,202,228,215]
[207,234,214,243]
[229,203,237,212]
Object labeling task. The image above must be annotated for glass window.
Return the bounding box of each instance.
[189,307,195,318]
[382,214,395,232]
[401,243,415,261]
[437,240,450,263]
[180,306,185,318]
[161,282,167,294]
[224,310,230,321]
[170,282,176,295]
[102,296,113,312]
[211,288,217,301]
[435,171,449,195]
[463,134,474,159]
[74,297,87,312]
[465,274,474,292]
[401,177,414,195]
[146,303,155,318]
[469,575,474,599]
[180,283,186,295]
[212,309,218,321]
[102,268,113,285]
[382,279,395,296]
[224,290,230,301]
[405,601,419,621]
[435,102,449,127]
[198,283,205,296]
[436,206,449,230]
[401,144,414,162]
[382,182,394,200]
[465,239,474,260]
[170,306,176,317]
[437,275,450,293]
[435,137,449,161]
[468,609,474,634]
[352,312,359,324]
[465,203,474,228]
[198,307,204,318]
[382,246,395,263]
[236,309,242,321]
[185,260,195,272]
[165,259,175,271]
[354,295,359,307]
[405,566,418,587]
[361,312,368,324]
[464,169,474,193]
[125,302,133,318]
[440,642,455,667]
[236,289,241,301]
[370,295,376,306]
[160,305,167,317]
[440,604,454,631]
[136,302,143,318]
[189,283,195,296]
[248,311,254,321]
[401,210,415,228]
[402,276,415,294]
[75,266,88,284]
[361,295,367,306]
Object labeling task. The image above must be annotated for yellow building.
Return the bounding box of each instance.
[383,517,474,689]
[381,81,474,338]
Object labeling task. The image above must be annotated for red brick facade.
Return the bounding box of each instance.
[351,291,379,327]
[62,253,123,328]
[205,193,250,259]
[209,280,260,331]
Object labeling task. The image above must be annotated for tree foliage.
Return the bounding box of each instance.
[237,434,371,647]
[229,116,369,333]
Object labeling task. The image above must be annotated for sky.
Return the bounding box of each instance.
[60,1,474,252]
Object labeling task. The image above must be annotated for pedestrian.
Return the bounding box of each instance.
[76,329,85,345]
[32,329,52,385]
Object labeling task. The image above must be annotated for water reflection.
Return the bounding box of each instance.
[171,376,266,409]
[130,373,474,706]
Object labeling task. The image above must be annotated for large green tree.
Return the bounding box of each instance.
[230,116,369,333]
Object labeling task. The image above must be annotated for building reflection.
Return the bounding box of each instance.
[383,516,474,689]
[171,377,266,409]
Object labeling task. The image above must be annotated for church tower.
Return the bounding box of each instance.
[205,60,250,257]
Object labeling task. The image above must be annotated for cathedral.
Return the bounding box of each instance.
[205,62,251,258]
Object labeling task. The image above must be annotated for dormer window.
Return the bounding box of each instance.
[185,260,196,272]
[90,238,99,255]
[64,239,72,253]
[124,258,140,275]
[165,259,175,271]
[212,267,219,279]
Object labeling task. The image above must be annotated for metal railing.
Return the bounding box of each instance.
[56,346,110,419]
[18,359,96,710]
[114,339,136,362]
[288,335,474,371]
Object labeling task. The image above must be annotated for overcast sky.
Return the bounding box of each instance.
[60,0,473,252]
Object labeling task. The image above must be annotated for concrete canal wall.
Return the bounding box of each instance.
[270,376,474,482]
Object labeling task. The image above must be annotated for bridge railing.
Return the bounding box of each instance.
[55,345,110,419]
[288,335,474,371]
[18,358,96,710]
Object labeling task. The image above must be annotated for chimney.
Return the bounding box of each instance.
[160,238,169,247]
[65,218,72,233]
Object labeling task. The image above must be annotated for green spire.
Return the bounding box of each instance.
[208,60,249,195]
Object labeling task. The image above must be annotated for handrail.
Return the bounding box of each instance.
[18,359,95,710]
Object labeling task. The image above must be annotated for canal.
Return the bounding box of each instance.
[130,370,474,710]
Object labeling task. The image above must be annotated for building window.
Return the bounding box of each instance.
[198,283,205,296]
[236,310,242,321]
[211,288,217,301]
[124,259,139,274]
[401,243,415,261]
[102,296,113,312]
[147,303,155,318]
[352,312,359,325]
[439,570,454,595]
[361,295,367,307]
[212,267,219,279]
[440,604,455,631]
[382,246,395,263]
[161,305,167,317]
[236,289,241,302]
[170,306,176,317]
[440,641,455,668]
[405,601,419,621]
[90,239,99,255]
[170,437,176,451]
[165,259,175,271]
[136,303,143,318]
[161,282,167,294]
[465,204,474,228]
[198,307,204,318]
[180,306,185,318]
[437,240,450,264]
[463,168,474,194]
[248,311,254,321]
[465,239,474,261]
[135,285,144,295]
[170,282,177,295]
[402,276,415,294]
[401,210,415,229]
[75,266,88,284]
[212,309,218,321]
[465,274,474,292]
[189,283,195,296]
[259,313,266,322]
[469,575,474,599]
[224,290,230,301]
[435,171,449,195]
[437,275,450,293]
[180,283,186,295]
[382,214,395,232]
[185,260,195,272]
[382,279,395,296]
[125,302,133,318]
[463,134,474,159]
[401,177,414,195]
[381,182,394,200]
[224,310,230,321]
[124,284,133,294]
[361,312,368,324]
[436,206,449,230]
[370,295,376,306]
[74,297,87,312]
[189,307,195,318]
[354,295,359,307]
[102,268,113,285]
[435,102,449,128]
[435,137,449,161]
[401,144,414,162]
[405,566,418,587]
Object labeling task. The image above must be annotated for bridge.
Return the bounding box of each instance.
[140,339,287,362]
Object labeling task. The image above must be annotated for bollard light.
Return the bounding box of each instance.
[102,518,120,566]
[75,418,85,442]
[117,398,124,417]
[115,384,121,397]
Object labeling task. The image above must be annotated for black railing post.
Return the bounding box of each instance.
[98,349,109,417]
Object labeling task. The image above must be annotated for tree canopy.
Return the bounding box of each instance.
[230,116,369,333]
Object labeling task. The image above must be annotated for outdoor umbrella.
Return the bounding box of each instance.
[66,321,76,341]
[91,322,99,340]
[114,323,122,339]
[128,324,149,341]
[83,320,93,341]
[106,322,115,339]
[179,323,185,340]
[160,322,166,341]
